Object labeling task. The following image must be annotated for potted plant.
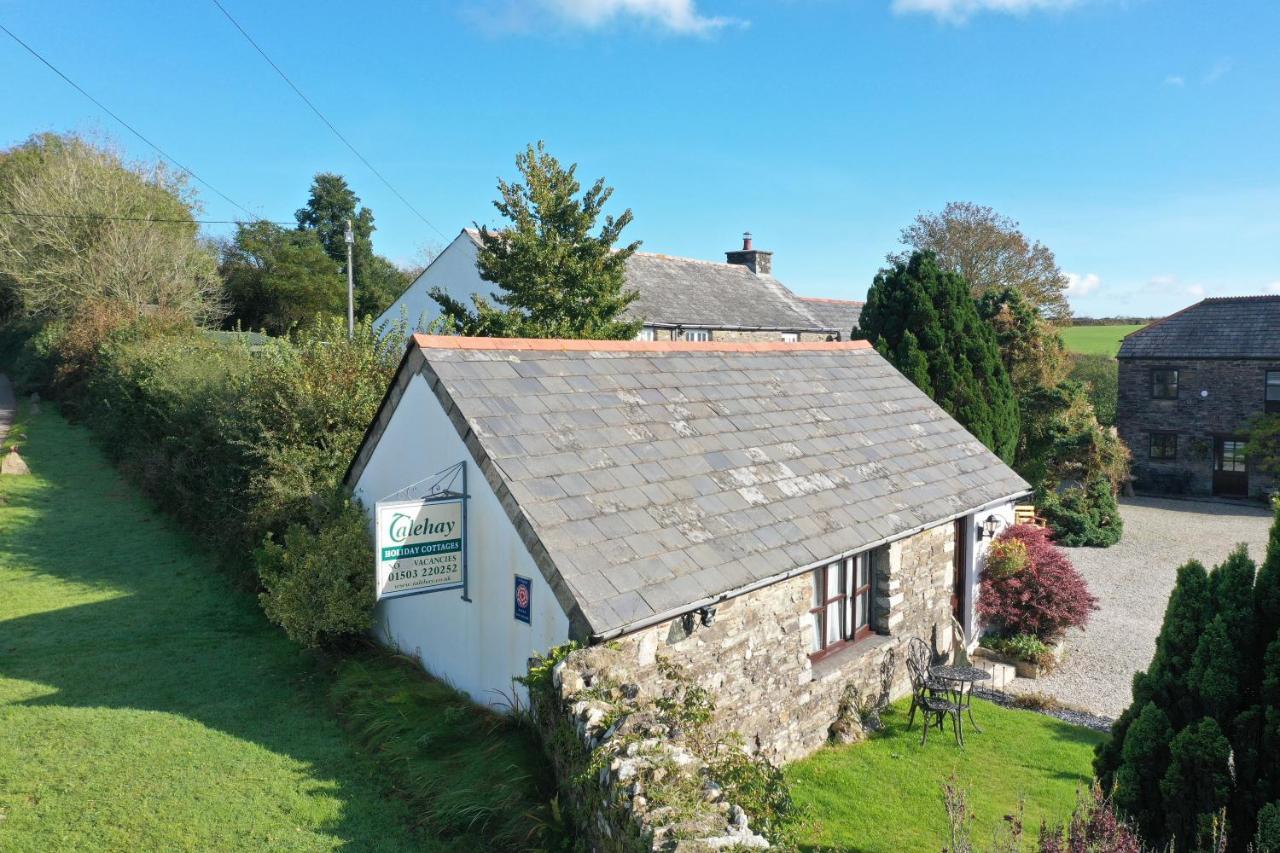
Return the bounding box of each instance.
[974,525,1097,680]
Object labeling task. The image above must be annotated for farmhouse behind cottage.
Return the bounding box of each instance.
[377,230,863,342]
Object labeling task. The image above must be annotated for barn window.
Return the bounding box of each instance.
[1152,368,1179,400]
[1149,432,1178,460]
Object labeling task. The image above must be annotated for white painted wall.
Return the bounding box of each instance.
[352,372,571,707]
[375,233,487,338]
[965,499,1019,644]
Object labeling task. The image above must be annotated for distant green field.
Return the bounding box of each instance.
[1058,323,1146,356]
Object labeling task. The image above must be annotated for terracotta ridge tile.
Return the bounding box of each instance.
[409,334,873,353]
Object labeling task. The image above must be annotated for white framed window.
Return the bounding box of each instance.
[635,327,656,342]
[683,328,710,342]
[810,553,874,659]
[781,332,799,343]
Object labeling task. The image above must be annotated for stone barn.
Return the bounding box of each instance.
[344,335,1029,761]
[1118,295,1280,499]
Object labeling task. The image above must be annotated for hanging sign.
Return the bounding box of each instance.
[514,575,532,624]
[375,497,465,600]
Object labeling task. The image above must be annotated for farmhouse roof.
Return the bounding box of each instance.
[1117,296,1280,360]
[462,228,854,334]
[793,297,864,337]
[346,336,1029,639]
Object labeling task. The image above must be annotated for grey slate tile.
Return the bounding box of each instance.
[407,342,1030,637]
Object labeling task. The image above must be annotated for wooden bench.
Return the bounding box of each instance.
[1014,504,1047,528]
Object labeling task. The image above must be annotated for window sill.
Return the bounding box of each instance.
[808,633,893,683]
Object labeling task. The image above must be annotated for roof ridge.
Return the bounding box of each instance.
[1201,294,1280,303]
[467,227,773,273]
[797,296,865,305]
[411,334,872,353]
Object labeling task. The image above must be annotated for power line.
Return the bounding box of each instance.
[0,209,293,226]
[210,0,448,241]
[0,21,264,222]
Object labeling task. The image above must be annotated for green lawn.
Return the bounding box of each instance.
[1057,324,1146,356]
[0,408,434,851]
[786,699,1105,852]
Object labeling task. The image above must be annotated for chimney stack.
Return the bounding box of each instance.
[725,231,772,275]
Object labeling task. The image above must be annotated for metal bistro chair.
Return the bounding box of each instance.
[906,637,963,746]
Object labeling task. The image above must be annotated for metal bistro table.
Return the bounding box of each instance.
[929,664,992,743]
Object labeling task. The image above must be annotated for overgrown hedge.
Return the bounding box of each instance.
[3,312,571,848]
[4,309,401,642]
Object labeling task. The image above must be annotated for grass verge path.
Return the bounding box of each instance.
[0,406,427,851]
[786,698,1104,851]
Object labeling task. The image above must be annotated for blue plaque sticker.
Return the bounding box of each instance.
[514,575,532,624]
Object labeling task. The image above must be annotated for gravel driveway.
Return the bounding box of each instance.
[1006,496,1274,720]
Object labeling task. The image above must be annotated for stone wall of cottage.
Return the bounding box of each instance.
[585,521,957,764]
[1118,358,1280,498]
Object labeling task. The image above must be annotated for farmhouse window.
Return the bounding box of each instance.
[781,332,799,343]
[1267,371,1280,414]
[1152,368,1179,399]
[636,327,656,342]
[1149,432,1178,460]
[683,328,711,342]
[810,553,874,659]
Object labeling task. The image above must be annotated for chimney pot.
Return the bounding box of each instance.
[725,231,772,275]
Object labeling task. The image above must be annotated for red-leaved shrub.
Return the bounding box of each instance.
[978,524,1098,641]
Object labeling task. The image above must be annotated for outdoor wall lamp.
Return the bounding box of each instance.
[976,514,1003,541]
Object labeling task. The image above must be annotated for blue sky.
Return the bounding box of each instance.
[3,0,1278,316]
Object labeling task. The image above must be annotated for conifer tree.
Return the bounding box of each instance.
[1099,505,1280,852]
[1112,701,1173,842]
[1161,718,1233,853]
[858,251,1019,464]
[433,141,642,340]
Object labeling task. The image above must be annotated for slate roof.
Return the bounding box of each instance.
[1118,296,1280,360]
[348,336,1030,639]
[795,297,865,337]
[463,229,843,334]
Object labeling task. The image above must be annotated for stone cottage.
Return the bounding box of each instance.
[344,335,1029,762]
[376,230,863,343]
[1117,295,1280,499]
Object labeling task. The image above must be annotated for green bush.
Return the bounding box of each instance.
[1036,479,1123,547]
[981,633,1051,664]
[258,494,376,648]
[1069,353,1119,427]
[984,537,1029,580]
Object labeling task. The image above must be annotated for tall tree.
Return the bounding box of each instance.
[295,173,409,319]
[858,250,1019,464]
[0,132,219,322]
[894,202,1071,322]
[978,285,1128,546]
[219,221,344,335]
[432,141,642,340]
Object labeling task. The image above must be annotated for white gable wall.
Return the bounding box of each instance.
[965,499,1018,646]
[351,372,571,706]
[375,233,487,337]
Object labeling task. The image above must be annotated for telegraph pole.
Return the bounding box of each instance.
[344,218,355,340]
